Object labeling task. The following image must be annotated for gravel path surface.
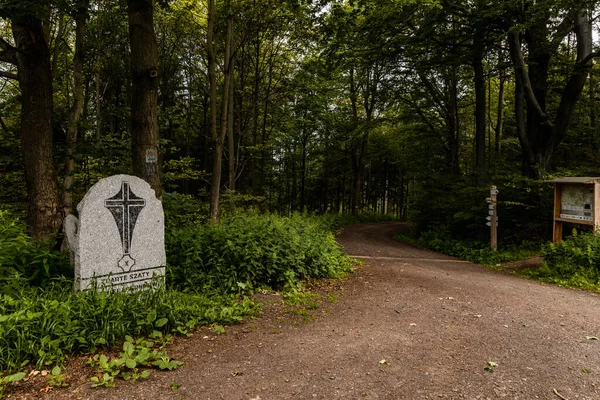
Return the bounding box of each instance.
[10,222,600,399]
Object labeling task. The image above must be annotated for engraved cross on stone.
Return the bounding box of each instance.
[105,182,145,271]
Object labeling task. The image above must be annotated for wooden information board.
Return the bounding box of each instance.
[548,177,600,242]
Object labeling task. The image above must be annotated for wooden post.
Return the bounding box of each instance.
[595,182,600,234]
[553,184,563,242]
[490,186,498,251]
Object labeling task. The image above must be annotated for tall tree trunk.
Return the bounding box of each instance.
[510,10,595,177]
[63,1,90,215]
[127,0,162,197]
[473,40,486,185]
[590,70,597,150]
[447,67,460,175]
[300,131,307,210]
[495,59,506,154]
[348,65,362,215]
[11,16,62,241]
[549,11,595,157]
[509,32,536,177]
[251,8,261,195]
[228,59,236,210]
[209,5,233,222]
[95,68,102,140]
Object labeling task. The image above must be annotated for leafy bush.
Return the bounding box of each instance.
[0,279,258,371]
[537,231,600,287]
[0,211,70,290]
[166,212,352,293]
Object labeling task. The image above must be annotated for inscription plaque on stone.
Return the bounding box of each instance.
[70,175,166,291]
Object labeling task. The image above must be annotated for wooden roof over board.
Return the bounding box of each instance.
[547,177,600,184]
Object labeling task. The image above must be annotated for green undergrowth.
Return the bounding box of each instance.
[166,212,353,294]
[520,230,600,291]
[0,207,353,379]
[395,227,540,268]
[0,279,258,371]
[0,211,70,289]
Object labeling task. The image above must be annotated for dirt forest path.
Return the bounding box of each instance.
[19,222,600,400]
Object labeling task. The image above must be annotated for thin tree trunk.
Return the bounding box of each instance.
[251,8,260,195]
[495,61,506,154]
[63,1,89,215]
[95,69,102,140]
[209,5,233,222]
[473,51,486,185]
[590,70,597,150]
[127,0,162,197]
[12,17,63,241]
[228,58,236,211]
[51,15,66,77]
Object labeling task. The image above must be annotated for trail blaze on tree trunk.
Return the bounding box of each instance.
[12,17,62,241]
[127,0,162,198]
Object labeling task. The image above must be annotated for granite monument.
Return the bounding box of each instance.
[66,175,166,291]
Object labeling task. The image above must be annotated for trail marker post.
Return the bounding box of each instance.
[486,186,498,251]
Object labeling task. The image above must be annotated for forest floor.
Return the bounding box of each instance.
[7,222,600,400]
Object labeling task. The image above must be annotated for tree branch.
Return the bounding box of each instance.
[508,30,554,128]
[0,37,17,65]
[440,0,468,15]
[576,51,600,67]
[549,13,574,53]
[0,70,18,80]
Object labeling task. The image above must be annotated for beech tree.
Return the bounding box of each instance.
[508,2,598,178]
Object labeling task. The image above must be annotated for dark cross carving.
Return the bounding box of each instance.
[105,182,145,271]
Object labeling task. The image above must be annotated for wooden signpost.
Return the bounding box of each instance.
[548,177,600,242]
[486,186,498,251]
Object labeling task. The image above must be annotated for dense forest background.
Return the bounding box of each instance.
[1,0,600,244]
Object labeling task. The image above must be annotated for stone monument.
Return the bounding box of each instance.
[65,175,166,291]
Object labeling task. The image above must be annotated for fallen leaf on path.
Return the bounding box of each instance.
[40,386,53,393]
[484,361,497,373]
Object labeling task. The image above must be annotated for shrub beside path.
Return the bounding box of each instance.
[12,222,600,399]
